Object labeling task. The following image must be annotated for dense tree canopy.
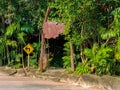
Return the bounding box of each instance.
[0,0,120,75]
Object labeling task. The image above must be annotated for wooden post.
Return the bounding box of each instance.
[27,54,30,68]
[39,7,50,72]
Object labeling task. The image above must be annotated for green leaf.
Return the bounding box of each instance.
[101,29,117,39]
[5,23,20,37]
[21,24,34,34]
[6,39,17,47]
[17,32,26,44]
[83,48,93,58]
[115,37,120,61]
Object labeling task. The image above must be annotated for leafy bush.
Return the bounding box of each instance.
[83,43,113,75]
[10,53,23,69]
[62,42,71,68]
[75,63,90,75]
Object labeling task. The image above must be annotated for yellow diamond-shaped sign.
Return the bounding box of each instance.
[23,43,34,55]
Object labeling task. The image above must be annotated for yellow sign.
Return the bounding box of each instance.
[23,43,34,55]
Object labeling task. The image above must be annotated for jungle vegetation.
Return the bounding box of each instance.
[0,0,120,75]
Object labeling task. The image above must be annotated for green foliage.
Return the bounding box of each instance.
[62,42,70,68]
[0,37,5,54]
[115,37,120,62]
[84,43,113,75]
[75,63,90,75]
[112,64,120,75]
[29,55,38,68]
[110,7,120,37]
[0,0,120,76]
[10,53,23,69]
[100,7,120,40]
[6,40,17,47]
[28,42,41,68]
[5,23,20,37]
[32,42,41,52]
[21,24,34,34]
[62,56,71,68]
[101,29,118,39]
[17,32,26,45]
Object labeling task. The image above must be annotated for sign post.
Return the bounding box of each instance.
[23,43,34,68]
[27,54,30,68]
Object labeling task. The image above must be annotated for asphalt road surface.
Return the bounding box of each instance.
[0,71,83,90]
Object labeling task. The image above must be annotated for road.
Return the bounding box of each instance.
[0,71,83,90]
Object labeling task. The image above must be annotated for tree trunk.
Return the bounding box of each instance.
[80,24,85,65]
[70,41,75,72]
[39,7,50,72]
[6,45,10,65]
[1,15,6,65]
